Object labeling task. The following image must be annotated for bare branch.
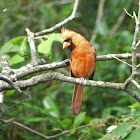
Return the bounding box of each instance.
[0,91,6,109]
[0,97,31,116]
[97,53,140,61]
[46,0,74,8]
[122,2,140,90]
[109,10,126,37]
[108,54,132,67]
[34,0,79,36]
[26,28,38,62]
[124,88,140,102]
[0,119,104,139]
[0,56,14,109]
[0,53,140,103]
[0,71,139,102]
[0,75,22,93]
[47,123,104,139]
[13,59,70,79]
[0,56,9,69]
[90,0,106,43]
[132,80,140,90]
[0,72,123,91]
[137,63,140,67]
[131,1,140,76]
[124,8,133,18]
[12,53,140,80]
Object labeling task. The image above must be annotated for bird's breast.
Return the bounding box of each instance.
[70,48,96,78]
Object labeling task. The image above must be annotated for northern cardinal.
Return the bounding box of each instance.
[61,27,96,116]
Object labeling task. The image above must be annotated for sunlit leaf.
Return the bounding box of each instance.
[111,122,132,139]
[0,36,26,54]
[128,103,139,110]
[9,54,25,65]
[6,90,16,96]
[74,112,86,127]
[38,33,62,60]
[124,128,140,140]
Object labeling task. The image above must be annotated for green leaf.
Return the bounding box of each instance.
[59,119,72,127]
[9,36,26,45]
[9,54,25,65]
[43,96,60,119]
[74,112,86,127]
[38,38,53,55]
[22,102,41,110]
[53,33,63,43]
[99,134,112,140]
[20,116,46,122]
[111,122,132,139]
[6,90,16,96]
[0,36,26,54]
[37,33,62,59]
[18,38,30,59]
[41,109,54,115]
[128,103,139,110]
[124,128,140,140]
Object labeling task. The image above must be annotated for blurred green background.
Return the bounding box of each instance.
[0,0,140,139]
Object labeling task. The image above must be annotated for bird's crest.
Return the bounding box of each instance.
[61,27,74,40]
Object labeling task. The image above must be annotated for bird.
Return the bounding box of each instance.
[61,27,96,116]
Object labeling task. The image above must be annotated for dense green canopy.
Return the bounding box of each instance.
[0,0,140,139]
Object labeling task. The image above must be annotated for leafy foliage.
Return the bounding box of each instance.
[0,0,140,140]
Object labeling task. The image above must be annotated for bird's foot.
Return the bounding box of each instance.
[79,77,84,84]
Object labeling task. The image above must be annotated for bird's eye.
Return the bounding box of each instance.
[64,37,72,43]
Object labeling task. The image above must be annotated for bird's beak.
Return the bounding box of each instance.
[63,42,71,49]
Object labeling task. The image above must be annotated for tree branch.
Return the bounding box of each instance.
[26,28,38,62]
[11,53,140,80]
[122,1,140,91]
[0,119,104,139]
[34,0,79,36]
[131,80,140,90]
[0,72,123,91]
[109,10,126,37]
[90,0,106,43]
[131,0,140,76]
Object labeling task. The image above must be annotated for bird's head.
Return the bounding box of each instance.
[61,27,75,50]
[61,27,87,51]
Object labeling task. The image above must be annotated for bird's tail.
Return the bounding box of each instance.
[71,84,84,116]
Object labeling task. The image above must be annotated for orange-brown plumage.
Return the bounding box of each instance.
[61,27,96,116]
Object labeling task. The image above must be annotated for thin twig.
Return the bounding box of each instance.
[108,54,132,67]
[131,80,140,90]
[124,8,133,18]
[0,91,6,109]
[26,28,38,62]
[0,75,22,93]
[0,72,123,91]
[0,119,103,139]
[131,1,140,77]
[34,0,79,36]
[137,63,140,67]
[0,97,31,116]
[11,53,140,80]
[124,88,140,102]
[90,0,105,43]
[122,1,140,90]
[109,10,126,37]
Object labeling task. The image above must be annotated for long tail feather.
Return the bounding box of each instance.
[71,84,84,116]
